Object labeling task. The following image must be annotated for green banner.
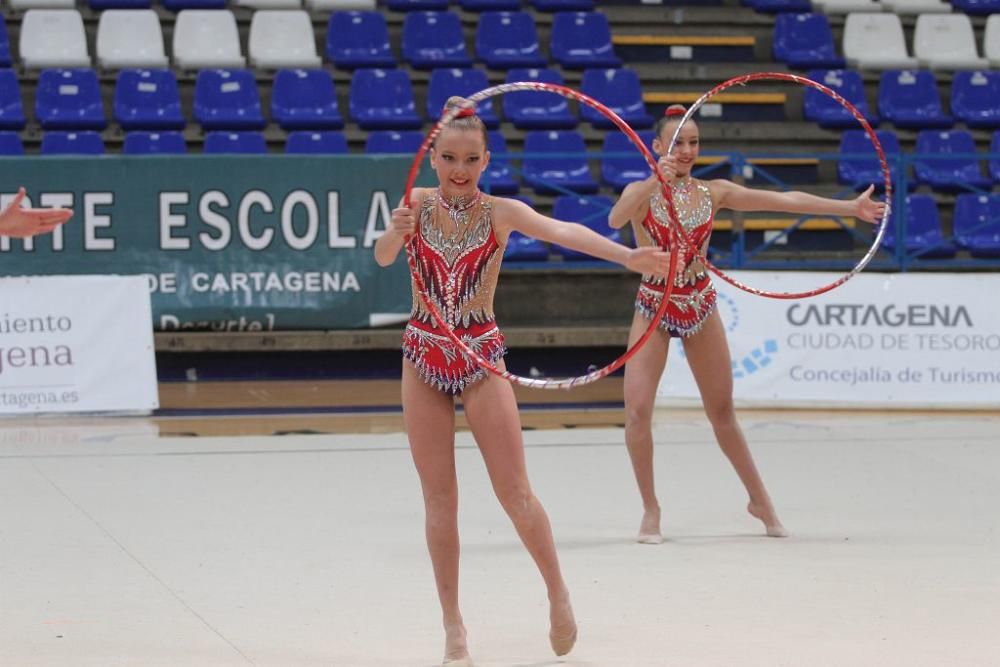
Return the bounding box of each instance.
[0,155,434,331]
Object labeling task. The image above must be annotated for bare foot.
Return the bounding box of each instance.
[549,592,577,656]
[748,502,788,538]
[443,623,471,665]
[637,506,663,544]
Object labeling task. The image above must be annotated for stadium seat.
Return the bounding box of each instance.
[522,130,598,195]
[402,11,472,69]
[580,68,654,129]
[476,12,546,69]
[837,129,902,191]
[843,13,918,70]
[349,69,422,129]
[483,130,520,195]
[459,0,520,10]
[746,0,813,11]
[173,10,244,69]
[0,17,11,67]
[306,0,375,10]
[773,14,846,69]
[193,69,266,130]
[991,132,1000,183]
[0,70,26,130]
[530,0,594,10]
[162,0,226,10]
[551,195,620,259]
[983,15,1000,67]
[880,194,955,259]
[123,131,187,154]
[502,68,576,129]
[286,131,349,154]
[914,14,989,70]
[600,130,655,192]
[953,194,1000,257]
[0,132,24,155]
[89,0,152,8]
[880,0,951,13]
[803,69,878,128]
[814,0,881,11]
[878,70,951,129]
[504,230,550,261]
[426,69,500,129]
[19,10,90,69]
[249,10,321,68]
[203,131,268,154]
[326,11,395,69]
[550,12,621,69]
[271,69,343,130]
[114,68,185,130]
[364,130,424,153]
[914,130,991,191]
[40,131,104,154]
[96,10,168,69]
[35,69,106,130]
[951,71,1000,129]
[387,0,449,10]
[950,0,1000,14]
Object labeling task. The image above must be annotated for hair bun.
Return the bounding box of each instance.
[664,105,687,118]
[443,95,477,119]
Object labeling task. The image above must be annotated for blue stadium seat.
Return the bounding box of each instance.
[504,229,550,261]
[403,12,472,69]
[271,69,343,131]
[601,130,655,192]
[880,194,955,259]
[530,0,594,10]
[123,131,187,154]
[0,131,24,155]
[949,0,1000,14]
[460,0,521,10]
[550,12,621,69]
[387,0,450,10]
[991,131,1000,183]
[878,70,951,129]
[745,0,812,12]
[0,16,11,68]
[162,0,226,10]
[0,70,25,130]
[580,68,653,129]
[41,131,105,155]
[837,130,902,191]
[203,131,267,154]
[951,70,1000,130]
[914,130,991,191]
[114,69,184,130]
[772,14,844,69]
[326,12,395,69]
[350,69,422,129]
[36,69,107,131]
[522,130,598,194]
[427,69,499,129]
[194,69,265,131]
[286,131,349,154]
[364,130,425,154]
[89,0,152,7]
[476,12,546,69]
[503,68,576,129]
[551,194,621,259]
[953,193,1000,257]
[804,69,878,129]
[484,130,520,195]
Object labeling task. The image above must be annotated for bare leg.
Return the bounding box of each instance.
[461,365,577,656]
[682,312,787,537]
[622,311,671,543]
[401,362,473,664]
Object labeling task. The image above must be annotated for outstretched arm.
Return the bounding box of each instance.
[497,198,670,277]
[0,188,74,238]
[712,181,886,224]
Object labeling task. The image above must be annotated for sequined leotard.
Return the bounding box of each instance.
[402,190,507,394]
[633,180,717,337]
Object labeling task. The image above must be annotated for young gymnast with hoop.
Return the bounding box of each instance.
[0,187,73,238]
[610,105,886,544]
[375,97,670,665]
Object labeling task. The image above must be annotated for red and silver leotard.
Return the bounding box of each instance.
[634,180,717,338]
[402,191,507,394]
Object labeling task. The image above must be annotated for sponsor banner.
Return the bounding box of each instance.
[0,275,158,414]
[0,156,433,330]
[657,271,1000,409]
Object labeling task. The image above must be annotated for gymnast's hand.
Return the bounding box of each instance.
[625,246,671,278]
[656,155,679,186]
[853,185,887,224]
[389,205,418,240]
[0,187,73,239]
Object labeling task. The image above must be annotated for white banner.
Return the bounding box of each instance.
[0,276,158,414]
[657,271,1000,409]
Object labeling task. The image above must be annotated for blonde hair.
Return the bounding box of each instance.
[435,96,488,147]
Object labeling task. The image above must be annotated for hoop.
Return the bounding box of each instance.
[401,82,679,389]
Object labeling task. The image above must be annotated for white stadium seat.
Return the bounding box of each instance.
[173,10,245,70]
[19,10,90,69]
[914,14,989,70]
[843,13,919,69]
[986,15,1000,67]
[248,10,321,68]
[881,0,952,13]
[815,0,883,13]
[97,10,168,70]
